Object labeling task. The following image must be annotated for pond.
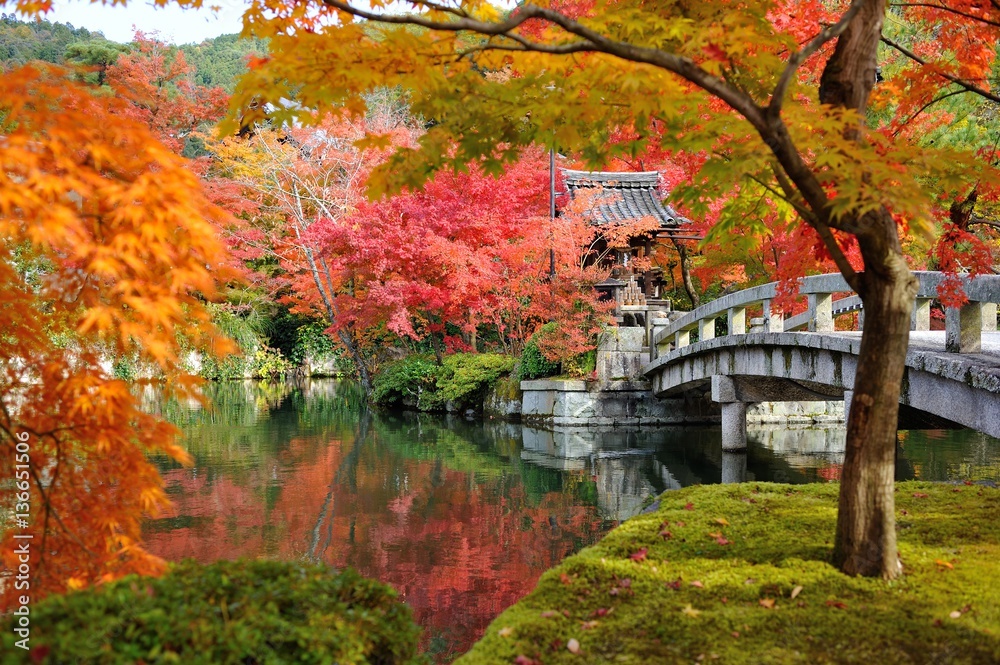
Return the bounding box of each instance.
[143,379,1000,662]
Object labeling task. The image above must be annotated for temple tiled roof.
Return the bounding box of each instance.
[562,169,688,229]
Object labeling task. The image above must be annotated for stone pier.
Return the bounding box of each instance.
[711,375,844,453]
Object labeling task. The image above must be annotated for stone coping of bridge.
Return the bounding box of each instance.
[643,330,1000,395]
[651,271,1000,348]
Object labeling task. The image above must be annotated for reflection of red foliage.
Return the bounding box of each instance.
[818,464,843,482]
[145,435,606,661]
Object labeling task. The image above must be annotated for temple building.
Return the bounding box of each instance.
[561,169,696,322]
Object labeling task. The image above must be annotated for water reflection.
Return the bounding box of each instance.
[144,380,1000,662]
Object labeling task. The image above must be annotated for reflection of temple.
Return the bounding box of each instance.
[562,169,697,326]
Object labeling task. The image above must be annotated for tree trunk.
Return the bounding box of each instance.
[833,213,918,578]
[338,329,374,395]
[671,237,700,308]
[811,0,919,578]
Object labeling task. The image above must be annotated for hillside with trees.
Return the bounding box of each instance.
[0,14,265,91]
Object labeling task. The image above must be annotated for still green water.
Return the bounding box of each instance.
[144,379,1000,662]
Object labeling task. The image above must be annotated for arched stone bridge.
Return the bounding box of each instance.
[643,272,1000,449]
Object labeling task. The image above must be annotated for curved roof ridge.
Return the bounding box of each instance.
[560,168,689,228]
[562,169,661,186]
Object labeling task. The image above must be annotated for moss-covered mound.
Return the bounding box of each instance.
[457,482,1000,665]
[2,559,425,665]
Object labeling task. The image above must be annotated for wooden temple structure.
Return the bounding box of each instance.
[561,169,698,325]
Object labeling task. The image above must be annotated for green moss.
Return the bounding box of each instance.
[456,482,1000,665]
[2,559,425,664]
[493,373,523,402]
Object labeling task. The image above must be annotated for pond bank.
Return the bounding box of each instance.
[455,481,1000,665]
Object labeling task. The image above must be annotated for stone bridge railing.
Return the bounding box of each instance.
[649,271,1000,361]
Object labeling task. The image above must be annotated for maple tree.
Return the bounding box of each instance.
[220,0,1000,578]
[105,32,228,155]
[0,62,233,606]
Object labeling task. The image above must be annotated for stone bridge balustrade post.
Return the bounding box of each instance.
[728,307,746,335]
[763,299,783,333]
[650,315,672,361]
[675,329,690,349]
[699,317,716,342]
[983,302,997,333]
[912,298,932,331]
[946,302,982,353]
[808,293,834,333]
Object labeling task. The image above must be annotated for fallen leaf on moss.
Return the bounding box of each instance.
[684,502,695,511]
[714,517,730,526]
[825,600,848,610]
[592,608,610,618]
[935,559,954,570]
[630,548,648,562]
[560,573,573,585]
[707,531,723,539]
[691,580,704,588]
[660,530,673,539]
[790,585,803,599]
[514,656,536,665]
[759,598,776,609]
[567,638,581,654]
[498,627,513,638]
[913,492,929,499]
[676,521,686,528]
[581,620,599,629]
[540,610,559,618]
[682,604,701,617]
[950,611,962,619]
[716,537,733,546]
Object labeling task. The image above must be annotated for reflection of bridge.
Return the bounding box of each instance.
[644,272,1000,449]
[516,424,847,518]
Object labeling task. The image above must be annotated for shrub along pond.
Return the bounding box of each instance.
[1,560,425,664]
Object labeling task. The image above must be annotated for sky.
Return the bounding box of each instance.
[30,0,247,44]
